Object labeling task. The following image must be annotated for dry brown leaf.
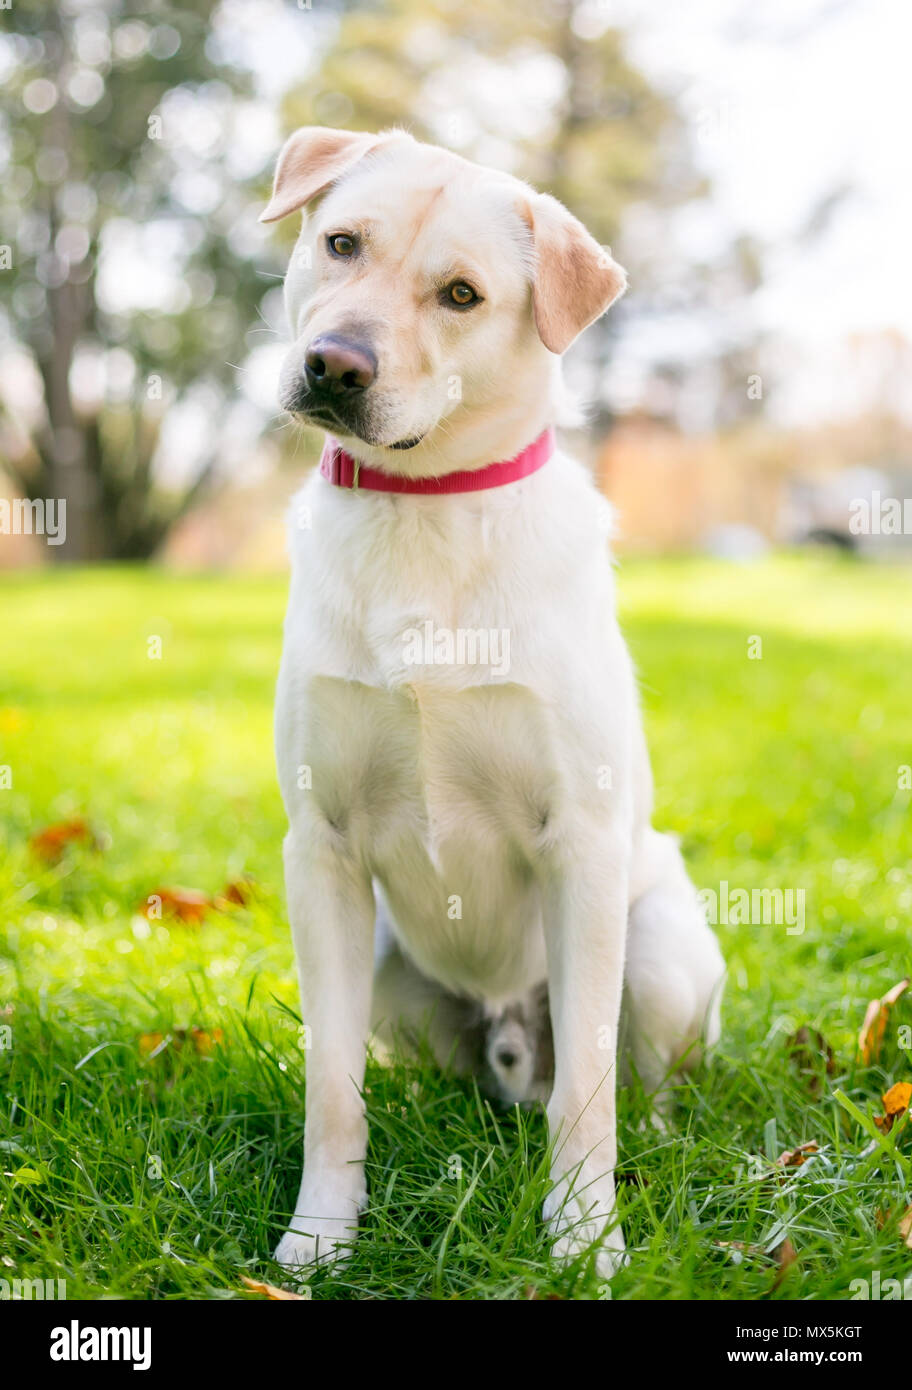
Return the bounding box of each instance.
[714,1236,796,1272]
[785,1027,836,1095]
[898,1207,912,1250]
[29,817,95,862]
[141,886,211,925]
[189,1026,224,1054]
[138,1026,224,1059]
[138,1031,165,1057]
[858,980,910,1065]
[775,1141,819,1169]
[874,1081,912,1132]
[773,1236,798,1288]
[241,1275,306,1301]
[215,877,256,909]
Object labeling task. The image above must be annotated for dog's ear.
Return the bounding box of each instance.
[522,194,626,354]
[260,127,387,224]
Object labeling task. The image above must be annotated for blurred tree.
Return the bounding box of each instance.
[0,0,265,559]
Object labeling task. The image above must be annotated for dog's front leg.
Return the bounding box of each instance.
[275,826,375,1271]
[543,835,628,1279]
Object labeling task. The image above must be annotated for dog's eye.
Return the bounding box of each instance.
[445,281,480,308]
[328,233,357,258]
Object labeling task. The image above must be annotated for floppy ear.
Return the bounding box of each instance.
[259,126,388,224]
[522,194,627,354]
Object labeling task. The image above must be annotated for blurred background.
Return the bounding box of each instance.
[2,0,912,567]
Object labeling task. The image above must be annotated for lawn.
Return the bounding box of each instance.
[1,554,911,1301]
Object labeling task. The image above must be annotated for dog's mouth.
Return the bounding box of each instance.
[388,435,424,451]
[286,401,426,452]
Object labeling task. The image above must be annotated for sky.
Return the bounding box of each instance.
[625,0,912,423]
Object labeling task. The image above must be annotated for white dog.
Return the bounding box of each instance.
[262,126,724,1278]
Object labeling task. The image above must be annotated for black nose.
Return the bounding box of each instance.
[496,1048,518,1069]
[303,334,376,394]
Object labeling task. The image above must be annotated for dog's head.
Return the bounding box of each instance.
[261,127,626,471]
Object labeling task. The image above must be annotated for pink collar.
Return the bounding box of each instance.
[319,427,555,495]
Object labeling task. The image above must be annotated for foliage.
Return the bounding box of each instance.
[0,0,267,558]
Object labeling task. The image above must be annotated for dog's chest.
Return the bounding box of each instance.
[302,672,562,994]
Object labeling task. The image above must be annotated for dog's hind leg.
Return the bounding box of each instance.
[624,830,724,1119]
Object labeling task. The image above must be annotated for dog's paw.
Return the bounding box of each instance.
[549,1214,627,1278]
[545,1173,626,1278]
[275,1219,356,1272]
[276,1166,366,1273]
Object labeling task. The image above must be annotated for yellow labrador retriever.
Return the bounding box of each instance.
[262,127,724,1278]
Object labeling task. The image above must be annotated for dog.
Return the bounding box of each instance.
[262,126,725,1277]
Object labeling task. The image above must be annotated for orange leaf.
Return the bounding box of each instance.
[190,1026,224,1055]
[874,1081,912,1132]
[858,979,910,1064]
[773,1236,798,1288]
[241,1275,306,1301]
[29,818,94,862]
[139,1026,223,1060]
[898,1206,912,1250]
[216,877,256,908]
[141,886,212,925]
[775,1141,819,1169]
[138,1032,166,1056]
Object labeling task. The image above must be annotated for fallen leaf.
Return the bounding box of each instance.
[714,1234,797,1286]
[189,1026,224,1055]
[215,877,256,909]
[141,886,211,925]
[773,1236,798,1288]
[775,1141,819,1169]
[241,1275,306,1301]
[874,1081,912,1132]
[858,980,910,1065]
[139,1027,223,1059]
[785,1027,836,1095]
[29,818,94,862]
[898,1207,912,1250]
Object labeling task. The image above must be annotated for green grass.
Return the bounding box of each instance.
[1,553,911,1300]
